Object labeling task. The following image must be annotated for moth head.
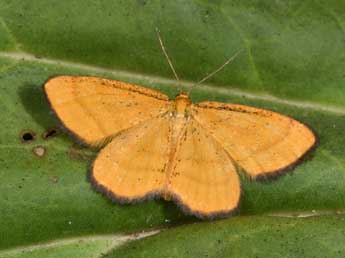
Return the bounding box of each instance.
[174,93,191,115]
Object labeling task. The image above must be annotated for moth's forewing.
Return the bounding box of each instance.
[44,76,170,146]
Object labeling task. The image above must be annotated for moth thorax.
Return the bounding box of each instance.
[174,93,191,115]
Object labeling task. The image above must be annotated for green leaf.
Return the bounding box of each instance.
[0,231,159,258]
[106,215,345,258]
[0,0,344,257]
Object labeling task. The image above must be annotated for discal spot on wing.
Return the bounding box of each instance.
[193,101,316,179]
[91,115,171,201]
[168,119,240,218]
[44,76,170,146]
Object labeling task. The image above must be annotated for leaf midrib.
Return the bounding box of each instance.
[0,230,160,256]
[1,211,344,255]
[0,51,344,115]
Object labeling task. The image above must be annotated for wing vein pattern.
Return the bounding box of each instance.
[44,76,171,146]
[192,101,316,178]
[166,117,241,218]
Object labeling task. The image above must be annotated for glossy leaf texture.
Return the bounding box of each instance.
[0,0,344,257]
[108,215,345,258]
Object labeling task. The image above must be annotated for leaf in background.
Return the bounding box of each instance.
[106,215,345,258]
[0,0,344,257]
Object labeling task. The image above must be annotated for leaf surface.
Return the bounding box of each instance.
[0,1,344,257]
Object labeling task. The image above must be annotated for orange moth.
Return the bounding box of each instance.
[44,31,317,219]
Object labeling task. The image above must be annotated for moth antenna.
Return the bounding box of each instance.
[156,28,182,93]
[187,49,243,95]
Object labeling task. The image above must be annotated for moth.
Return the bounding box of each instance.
[44,31,317,219]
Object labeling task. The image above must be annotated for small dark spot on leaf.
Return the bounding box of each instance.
[20,130,36,143]
[32,145,46,157]
[42,127,60,139]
